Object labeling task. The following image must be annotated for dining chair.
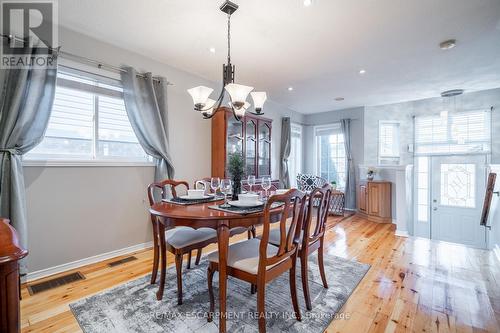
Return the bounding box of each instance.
[267,184,333,310]
[148,179,218,305]
[206,189,307,333]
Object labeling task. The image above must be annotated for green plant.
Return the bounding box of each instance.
[227,152,244,199]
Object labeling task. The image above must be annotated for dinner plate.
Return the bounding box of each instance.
[179,195,211,200]
[228,200,264,208]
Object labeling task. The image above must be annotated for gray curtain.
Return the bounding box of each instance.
[279,117,291,188]
[0,43,58,273]
[341,119,356,209]
[121,66,174,182]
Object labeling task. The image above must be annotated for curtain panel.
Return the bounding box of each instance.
[279,117,291,188]
[121,66,175,182]
[341,119,356,209]
[0,42,59,273]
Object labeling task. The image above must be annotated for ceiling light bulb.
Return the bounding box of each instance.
[303,0,313,7]
[439,39,456,50]
[288,86,294,91]
[187,86,213,110]
[225,83,254,109]
[359,69,366,75]
[334,97,345,101]
[209,47,216,53]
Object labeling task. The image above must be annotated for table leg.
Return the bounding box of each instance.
[217,222,230,333]
[156,222,167,300]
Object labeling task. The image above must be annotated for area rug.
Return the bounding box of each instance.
[70,253,370,333]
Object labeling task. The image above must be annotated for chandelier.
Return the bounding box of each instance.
[187,1,267,121]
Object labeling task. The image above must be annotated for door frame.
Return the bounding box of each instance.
[413,153,491,248]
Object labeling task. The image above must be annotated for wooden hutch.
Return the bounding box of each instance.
[212,107,273,179]
[357,180,392,223]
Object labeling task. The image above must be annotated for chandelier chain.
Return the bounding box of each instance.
[227,13,231,64]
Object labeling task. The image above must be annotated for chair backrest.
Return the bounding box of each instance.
[296,174,327,192]
[302,184,332,247]
[194,178,212,193]
[241,183,278,193]
[258,189,307,274]
[147,179,189,206]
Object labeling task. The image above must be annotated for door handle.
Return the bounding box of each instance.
[432,199,437,203]
[433,207,438,211]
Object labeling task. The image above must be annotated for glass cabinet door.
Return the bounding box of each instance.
[258,121,271,177]
[226,115,243,159]
[245,119,257,176]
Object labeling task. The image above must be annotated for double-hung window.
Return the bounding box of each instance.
[25,66,149,163]
[315,123,346,189]
[288,123,302,187]
[378,121,400,165]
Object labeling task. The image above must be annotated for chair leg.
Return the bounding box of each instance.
[251,284,257,294]
[289,259,302,321]
[175,253,183,305]
[150,223,159,284]
[257,283,266,333]
[195,248,202,265]
[207,264,216,322]
[251,225,256,238]
[301,254,312,311]
[318,238,328,289]
[187,250,192,269]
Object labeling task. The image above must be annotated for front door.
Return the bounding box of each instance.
[430,155,487,248]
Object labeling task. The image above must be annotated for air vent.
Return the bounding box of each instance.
[27,272,85,295]
[107,256,138,267]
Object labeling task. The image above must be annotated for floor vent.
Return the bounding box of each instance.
[27,272,85,295]
[107,256,138,267]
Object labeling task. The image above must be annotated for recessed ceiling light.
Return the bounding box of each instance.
[439,39,456,50]
[359,69,366,75]
[209,47,216,53]
[334,97,345,101]
[288,86,294,91]
[303,0,313,7]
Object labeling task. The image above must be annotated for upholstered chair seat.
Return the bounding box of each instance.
[166,227,217,249]
[207,238,286,275]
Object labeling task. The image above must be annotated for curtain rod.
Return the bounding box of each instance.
[1,34,173,86]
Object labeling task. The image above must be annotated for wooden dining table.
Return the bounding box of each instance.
[149,199,283,333]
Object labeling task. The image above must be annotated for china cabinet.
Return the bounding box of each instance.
[212,107,273,179]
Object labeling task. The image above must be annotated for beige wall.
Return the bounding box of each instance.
[24,28,301,273]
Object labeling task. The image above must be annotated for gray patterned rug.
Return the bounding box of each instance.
[70,253,369,333]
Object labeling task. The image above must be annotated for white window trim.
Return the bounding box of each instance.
[24,64,153,166]
[378,120,401,165]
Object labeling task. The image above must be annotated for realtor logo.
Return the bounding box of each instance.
[1,0,58,68]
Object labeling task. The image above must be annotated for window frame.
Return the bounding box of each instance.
[378,120,401,165]
[289,123,303,187]
[313,123,347,189]
[23,66,154,167]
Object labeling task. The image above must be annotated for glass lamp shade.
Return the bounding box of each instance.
[187,86,213,110]
[250,92,267,113]
[224,83,254,109]
[229,101,250,117]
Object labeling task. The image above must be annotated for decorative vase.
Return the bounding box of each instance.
[367,174,375,181]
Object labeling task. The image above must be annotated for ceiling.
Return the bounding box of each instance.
[58,0,500,114]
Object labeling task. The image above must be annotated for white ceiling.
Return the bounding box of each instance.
[58,0,500,114]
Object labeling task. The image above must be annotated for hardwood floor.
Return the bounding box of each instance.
[20,215,500,332]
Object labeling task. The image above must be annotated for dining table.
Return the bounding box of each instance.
[149,198,284,333]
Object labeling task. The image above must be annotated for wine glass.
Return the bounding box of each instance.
[248,175,256,193]
[261,176,271,200]
[220,179,232,207]
[211,177,220,196]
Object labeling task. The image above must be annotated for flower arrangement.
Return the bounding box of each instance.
[367,167,377,181]
[330,180,337,190]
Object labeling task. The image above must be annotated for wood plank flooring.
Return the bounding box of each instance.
[20,215,500,332]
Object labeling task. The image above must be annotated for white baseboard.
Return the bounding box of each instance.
[395,229,409,237]
[24,241,153,283]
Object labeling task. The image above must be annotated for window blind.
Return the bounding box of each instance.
[414,110,491,155]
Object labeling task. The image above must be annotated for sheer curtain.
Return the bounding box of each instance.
[279,117,291,188]
[121,66,175,182]
[0,41,58,273]
[341,119,356,209]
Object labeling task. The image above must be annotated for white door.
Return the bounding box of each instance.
[430,155,487,248]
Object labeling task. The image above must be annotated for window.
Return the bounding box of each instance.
[416,156,430,222]
[414,110,491,155]
[289,124,302,187]
[440,163,476,208]
[25,67,149,162]
[315,124,346,189]
[378,121,400,165]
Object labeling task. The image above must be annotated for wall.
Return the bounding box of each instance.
[24,28,301,274]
